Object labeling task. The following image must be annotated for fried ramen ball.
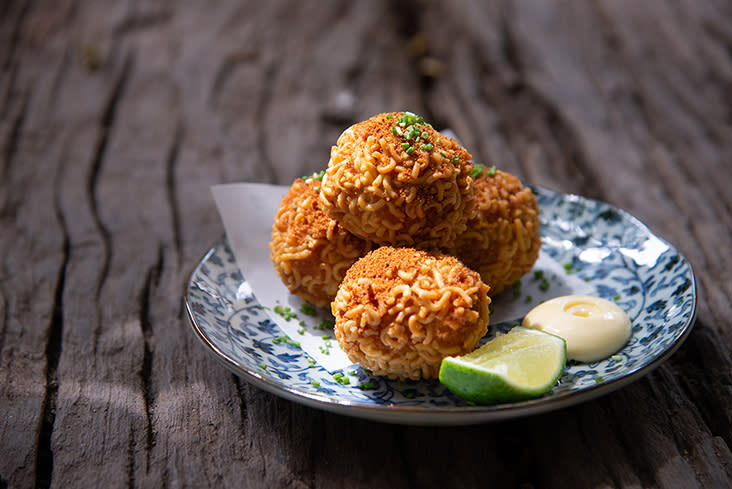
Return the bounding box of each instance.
[320,112,475,249]
[447,167,541,295]
[332,246,491,380]
[270,176,372,308]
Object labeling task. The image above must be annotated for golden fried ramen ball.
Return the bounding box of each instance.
[448,167,541,295]
[270,175,372,308]
[320,112,475,249]
[332,246,490,380]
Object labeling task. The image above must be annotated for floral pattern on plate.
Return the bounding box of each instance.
[185,186,696,425]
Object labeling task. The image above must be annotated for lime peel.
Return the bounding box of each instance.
[438,327,567,404]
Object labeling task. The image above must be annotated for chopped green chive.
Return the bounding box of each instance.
[258,363,267,370]
[613,294,621,301]
[308,358,316,368]
[401,142,410,149]
[539,279,550,291]
[332,373,350,385]
[453,155,460,163]
[358,382,376,390]
[385,113,393,119]
[533,270,544,280]
[486,165,497,177]
[420,143,433,151]
[311,380,321,387]
[299,302,317,316]
[594,376,605,383]
[439,151,448,158]
[470,163,487,178]
[297,327,306,335]
[301,170,325,182]
[563,263,574,274]
[273,305,297,321]
[611,355,623,362]
[405,146,415,154]
[314,318,334,330]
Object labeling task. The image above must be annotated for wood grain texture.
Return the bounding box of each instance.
[1,0,731,488]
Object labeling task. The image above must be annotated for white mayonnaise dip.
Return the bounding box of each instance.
[522,295,631,362]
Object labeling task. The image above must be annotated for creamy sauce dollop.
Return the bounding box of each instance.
[522,295,631,362]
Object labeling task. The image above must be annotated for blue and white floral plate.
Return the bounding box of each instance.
[185,186,696,425]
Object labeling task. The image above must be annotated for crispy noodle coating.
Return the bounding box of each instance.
[448,169,541,295]
[332,246,491,380]
[270,178,372,308]
[320,112,475,249]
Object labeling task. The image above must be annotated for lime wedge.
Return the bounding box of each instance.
[439,327,567,404]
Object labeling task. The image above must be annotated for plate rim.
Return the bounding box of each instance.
[185,185,698,425]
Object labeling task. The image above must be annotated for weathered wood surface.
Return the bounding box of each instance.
[1,0,731,487]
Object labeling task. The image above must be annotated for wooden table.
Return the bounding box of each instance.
[2,1,731,487]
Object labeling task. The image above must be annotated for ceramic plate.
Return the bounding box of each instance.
[185,186,696,425]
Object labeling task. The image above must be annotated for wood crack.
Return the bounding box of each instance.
[165,120,184,267]
[127,425,136,489]
[33,202,69,489]
[1,92,27,187]
[0,0,31,72]
[139,244,163,473]
[254,63,278,184]
[233,375,249,441]
[89,52,132,354]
